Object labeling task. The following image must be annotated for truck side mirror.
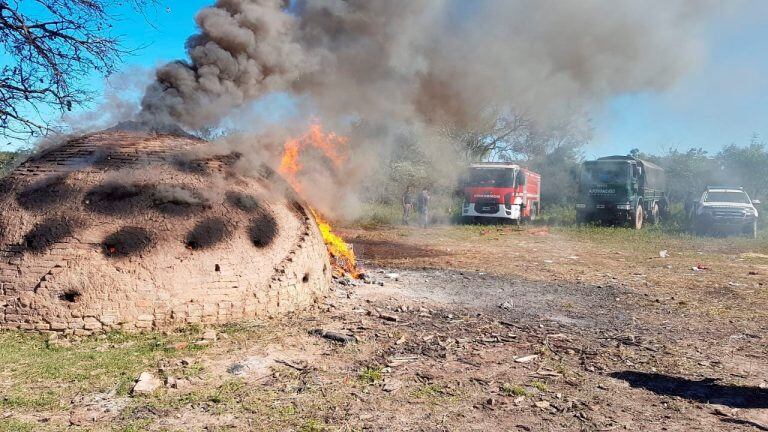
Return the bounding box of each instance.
[753,200,761,206]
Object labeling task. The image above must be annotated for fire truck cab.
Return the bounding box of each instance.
[461,163,541,224]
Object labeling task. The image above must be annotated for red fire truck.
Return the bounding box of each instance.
[461,163,541,224]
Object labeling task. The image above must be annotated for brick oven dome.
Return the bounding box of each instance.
[0,131,330,333]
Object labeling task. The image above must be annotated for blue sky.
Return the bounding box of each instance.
[4,1,768,157]
[589,2,768,158]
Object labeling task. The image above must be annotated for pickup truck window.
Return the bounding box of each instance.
[704,191,751,204]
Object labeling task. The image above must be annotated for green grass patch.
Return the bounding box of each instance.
[0,328,213,414]
[530,380,548,392]
[358,365,384,385]
[0,419,38,432]
[413,384,445,399]
[500,383,527,397]
[298,419,328,432]
[0,389,61,410]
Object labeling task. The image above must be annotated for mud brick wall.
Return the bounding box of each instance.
[0,132,331,334]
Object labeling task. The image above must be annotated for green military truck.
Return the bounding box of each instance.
[576,155,668,229]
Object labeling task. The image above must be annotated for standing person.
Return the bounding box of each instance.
[402,186,413,225]
[417,187,430,228]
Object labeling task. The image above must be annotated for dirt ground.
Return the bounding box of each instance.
[2,224,768,431]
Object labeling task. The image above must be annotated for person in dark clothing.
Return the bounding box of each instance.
[417,187,430,228]
[402,186,413,225]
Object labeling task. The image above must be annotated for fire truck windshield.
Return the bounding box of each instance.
[468,168,515,187]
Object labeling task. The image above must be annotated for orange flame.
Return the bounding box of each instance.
[278,122,349,194]
[278,121,360,278]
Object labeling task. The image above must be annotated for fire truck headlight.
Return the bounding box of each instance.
[616,203,632,210]
[575,203,586,209]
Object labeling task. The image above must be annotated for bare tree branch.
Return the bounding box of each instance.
[0,0,158,140]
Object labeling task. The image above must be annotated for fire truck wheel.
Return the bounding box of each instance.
[633,205,644,230]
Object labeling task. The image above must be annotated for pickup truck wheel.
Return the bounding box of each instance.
[693,220,707,236]
[632,205,644,230]
[749,220,758,239]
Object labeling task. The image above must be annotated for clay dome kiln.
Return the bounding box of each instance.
[0,131,331,334]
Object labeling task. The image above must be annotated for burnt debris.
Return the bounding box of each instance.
[102,227,154,257]
[185,218,232,250]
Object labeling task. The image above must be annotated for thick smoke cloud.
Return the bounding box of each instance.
[140,0,711,131]
[140,0,314,128]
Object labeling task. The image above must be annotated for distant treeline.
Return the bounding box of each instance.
[532,137,768,210]
[632,139,768,205]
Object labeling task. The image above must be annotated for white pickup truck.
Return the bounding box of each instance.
[693,187,760,238]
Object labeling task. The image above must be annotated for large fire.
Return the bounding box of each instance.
[278,122,360,278]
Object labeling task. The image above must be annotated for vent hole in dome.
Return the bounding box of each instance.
[302,273,310,283]
[226,191,263,213]
[215,264,221,272]
[17,174,80,211]
[248,211,278,248]
[102,227,154,257]
[185,218,230,250]
[84,182,148,215]
[152,185,209,217]
[23,218,76,253]
[60,290,81,303]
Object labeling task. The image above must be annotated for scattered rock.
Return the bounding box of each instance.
[387,355,419,367]
[385,273,401,281]
[202,329,217,341]
[379,312,400,322]
[132,372,161,395]
[164,341,188,351]
[534,400,551,409]
[383,379,403,393]
[499,301,514,311]
[514,355,539,364]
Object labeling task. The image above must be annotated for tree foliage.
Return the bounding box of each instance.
[634,136,768,204]
[0,0,156,140]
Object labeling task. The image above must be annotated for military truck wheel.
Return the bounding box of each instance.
[649,203,660,225]
[632,205,644,230]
